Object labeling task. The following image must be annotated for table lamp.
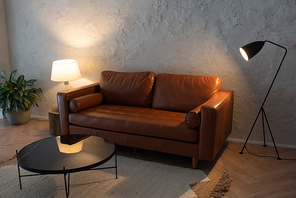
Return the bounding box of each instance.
[239,39,287,160]
[51,59,81,91]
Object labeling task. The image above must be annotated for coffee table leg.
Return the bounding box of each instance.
[63,167,70,198]
[16,150,22,189]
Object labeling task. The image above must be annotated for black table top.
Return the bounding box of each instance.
[17,135,115,174]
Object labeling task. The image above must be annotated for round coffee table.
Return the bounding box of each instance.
[16,135,117,197]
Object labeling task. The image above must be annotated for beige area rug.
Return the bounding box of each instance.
[0,156,231,198]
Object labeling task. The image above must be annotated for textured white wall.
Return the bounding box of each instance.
[4,0,296,146]
[0,0,11,119]
[0,0,10,73]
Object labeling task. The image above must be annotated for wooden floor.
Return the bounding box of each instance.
[1,118,296,197]
[0,118,51,162]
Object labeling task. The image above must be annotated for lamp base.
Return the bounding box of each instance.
[62,81,73,91]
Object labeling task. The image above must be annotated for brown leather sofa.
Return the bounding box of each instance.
[58,70,234,168]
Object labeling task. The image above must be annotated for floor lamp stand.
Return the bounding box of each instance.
[239,40,287,160]
[239,106,281,160]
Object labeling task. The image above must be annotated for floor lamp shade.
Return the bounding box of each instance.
[239,41,265,61]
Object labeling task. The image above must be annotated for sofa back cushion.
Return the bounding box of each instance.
[152,74,221,112]
[100,70,156,108]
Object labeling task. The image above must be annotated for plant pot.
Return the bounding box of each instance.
[5,106,33,125]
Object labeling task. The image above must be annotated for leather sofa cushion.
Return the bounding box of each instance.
[69,93,103,112]
[100,70,156,108]
[69,104,198,143]
[152,74,221,112]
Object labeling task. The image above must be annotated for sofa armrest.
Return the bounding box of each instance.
[57,82,100,135]
[198,90,234,161]
[185,105,202,128]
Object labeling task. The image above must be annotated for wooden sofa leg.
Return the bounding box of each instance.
[192,158,198,169]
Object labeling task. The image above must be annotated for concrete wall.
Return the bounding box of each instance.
[4,0,296,147]
[0,0,11,119]
[0,0,10,73]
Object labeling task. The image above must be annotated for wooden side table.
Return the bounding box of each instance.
[48,106,61,136]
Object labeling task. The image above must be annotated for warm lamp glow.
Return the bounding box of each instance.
[51,59,81,91]
[56,136,84,154]
[239,48,249,61]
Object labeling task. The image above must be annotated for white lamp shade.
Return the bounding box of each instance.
[51,59,81,82]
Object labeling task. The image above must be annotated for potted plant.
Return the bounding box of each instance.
[0,70,42,125]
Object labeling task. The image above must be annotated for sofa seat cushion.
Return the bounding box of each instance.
[69,105,198,143]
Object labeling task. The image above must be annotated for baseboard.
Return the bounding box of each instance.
[0,114,48,120]
[31,115,49,120]
[227,138,296,149]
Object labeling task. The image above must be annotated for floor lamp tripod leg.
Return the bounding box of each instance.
[262,108,267,147]
[262,109,281,160]
[240,108,262,154]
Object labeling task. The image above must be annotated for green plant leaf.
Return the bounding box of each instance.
[23,97,31,105]
[23,101,31,110]
[24,82,34,86]
[1,109,6,116]
[9,70,17,82]
[0,99,5,108]
[18,96,23,103]
[37,88,42,93]
[4,99,10,109]
[0,71,6,79]
[17,75,25,87]
[29,92,42,101]
[26,79,37,84]
[18,103,26,110]
[13,92,19,100]
[12,100,18,112]
[0,94,6,101]
[4,86,10,91]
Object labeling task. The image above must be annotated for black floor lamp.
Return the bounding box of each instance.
[238,39,287,160]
